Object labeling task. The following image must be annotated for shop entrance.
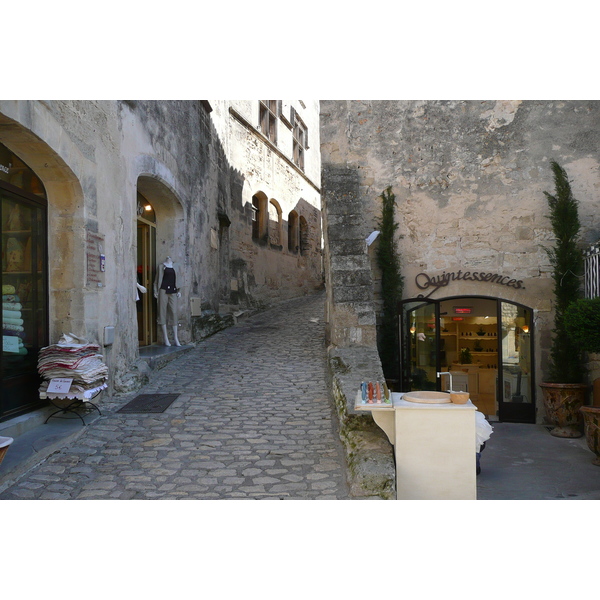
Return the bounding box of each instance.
[136,192,157,346]
[0,145,48,422]
[400,296,535,423]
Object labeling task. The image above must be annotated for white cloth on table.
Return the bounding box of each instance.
[475,411,493,452]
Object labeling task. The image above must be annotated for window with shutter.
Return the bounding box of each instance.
[259,101,278,144]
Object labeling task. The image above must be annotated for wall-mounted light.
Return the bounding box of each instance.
[522,325,529,334]
[144,204,152,211]
[365,231,380,247]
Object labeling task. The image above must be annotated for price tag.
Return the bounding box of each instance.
[47,378,73,394]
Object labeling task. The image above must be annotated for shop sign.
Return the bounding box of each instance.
[86,228,106,288]
[415,269,525,298]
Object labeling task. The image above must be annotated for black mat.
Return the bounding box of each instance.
[117,394,180,414]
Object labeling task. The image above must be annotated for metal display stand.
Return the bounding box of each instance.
[41,385,105,426]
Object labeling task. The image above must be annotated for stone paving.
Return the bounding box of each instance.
[0,291,351,500]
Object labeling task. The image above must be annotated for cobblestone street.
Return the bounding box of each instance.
[0,291,351,500]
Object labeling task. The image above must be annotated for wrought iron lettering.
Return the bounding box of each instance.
[415,270,524,298]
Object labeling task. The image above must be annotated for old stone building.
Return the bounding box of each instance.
[0,100,322,424]
[321,100,600,428]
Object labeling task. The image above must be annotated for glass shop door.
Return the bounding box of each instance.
[400,299,441,392]
[498,302,535,423]
[400,296,536,423]
[1,186,48,421]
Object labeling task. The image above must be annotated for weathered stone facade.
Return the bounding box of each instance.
[319,101,600,496]
[209,101,323,309]
[0,100,322,421]
[321,100,600,417]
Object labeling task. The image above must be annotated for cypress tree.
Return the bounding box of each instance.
[544,161,585,383]
[376,186,404,380]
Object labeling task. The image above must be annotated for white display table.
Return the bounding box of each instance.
[356,391,477,500]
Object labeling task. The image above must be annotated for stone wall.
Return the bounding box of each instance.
[208,101,323,309]
[327,346,395,498]
[0,100,323,401]
[320,157,395,497]
[321,165,377,348]
[320,100,600,421]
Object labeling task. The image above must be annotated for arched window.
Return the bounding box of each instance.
[251,192,268,242]
[299,216,309,256]
[268,199,282,247]
[288,210,299,253]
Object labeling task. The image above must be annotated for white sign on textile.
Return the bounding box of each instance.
[47,378,73,394]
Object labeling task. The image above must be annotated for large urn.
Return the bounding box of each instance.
[540,383,587,438]
[580,406,600,466]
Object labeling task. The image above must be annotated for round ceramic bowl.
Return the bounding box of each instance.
[450,392,469,404]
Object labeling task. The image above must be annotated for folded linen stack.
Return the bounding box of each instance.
[2,284,27,356]
[38,332,109,399]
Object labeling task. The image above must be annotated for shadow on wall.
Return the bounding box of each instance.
[122,100,247,346]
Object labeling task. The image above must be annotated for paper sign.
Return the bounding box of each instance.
[3,335,20,353]
[86,229,105,288]
[47,378,73,394]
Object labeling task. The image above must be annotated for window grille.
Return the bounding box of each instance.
[584,241,600,299]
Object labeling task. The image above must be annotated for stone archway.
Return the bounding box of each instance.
[137,174,185,265]
[134,166,186,346]
[0,108,86,343]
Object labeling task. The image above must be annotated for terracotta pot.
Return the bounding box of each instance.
[540,383,587,438]
[580,406,600,466]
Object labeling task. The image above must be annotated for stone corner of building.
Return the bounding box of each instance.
[327,344,395,499]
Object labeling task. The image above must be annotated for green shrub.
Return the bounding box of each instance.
[564,297,600,353]
[376,187,403,380]
[544,161,585,383]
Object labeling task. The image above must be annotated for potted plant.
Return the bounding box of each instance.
[564,297,600,463]
[540,161,587,438]
[476,326,486,337]
[563,297,600,353]
[460,348,473,364]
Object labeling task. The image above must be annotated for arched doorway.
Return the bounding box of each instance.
[0,143,48,421]
[399,295,535,423]
[136,192,157,346]
[135,172,185,348]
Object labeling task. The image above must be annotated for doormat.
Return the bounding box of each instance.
[117,394,180,414]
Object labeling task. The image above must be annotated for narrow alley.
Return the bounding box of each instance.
[0,291,351,500]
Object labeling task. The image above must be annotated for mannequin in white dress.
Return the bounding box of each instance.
[154,256,181,346]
